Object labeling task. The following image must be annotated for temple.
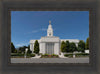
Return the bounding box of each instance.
[30,21,79,55]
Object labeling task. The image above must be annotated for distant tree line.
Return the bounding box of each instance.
[11,43,32,54]
[11,40,40,54]
[61,37,89,53]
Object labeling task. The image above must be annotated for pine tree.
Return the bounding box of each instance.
[34,40,40,54]
[85,37,89,49]
[27,45,32,54]
[11,42,16,53]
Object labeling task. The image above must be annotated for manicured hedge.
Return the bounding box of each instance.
[64,54,73,57]
[64,53,89,58]
[27,54,35,57]
[11,53,24,56]
[75,53,89,57]
[11,53,35,57]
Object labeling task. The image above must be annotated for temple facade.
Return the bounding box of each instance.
[30,21,79,55]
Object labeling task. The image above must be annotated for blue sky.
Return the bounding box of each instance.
[11,11,89,48]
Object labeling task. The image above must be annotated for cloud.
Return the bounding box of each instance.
[24,28,47,35]
[32,30,38,33]
[41,28,47,31]
[15,43,29,47]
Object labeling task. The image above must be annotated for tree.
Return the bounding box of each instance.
[18,46,27,53]
[27,45,32,54]
[61,41,67,52]
[34,40,40,54]
[66,41,70,52]
[11,42,16,53]
[78,40,85,52]
[69,42,77,52]
[85,37,89,49]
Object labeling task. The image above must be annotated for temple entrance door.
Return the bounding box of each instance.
[46,43,54,55]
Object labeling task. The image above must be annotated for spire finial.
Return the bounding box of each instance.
[49,20,51,24]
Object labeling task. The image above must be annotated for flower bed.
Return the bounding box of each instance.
[41,54,59,58]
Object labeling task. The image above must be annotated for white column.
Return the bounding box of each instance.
[30,43,34,53]
[42,43,45,54]
[40,43,42,53]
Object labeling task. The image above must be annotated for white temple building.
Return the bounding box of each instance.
[30,21,79,55]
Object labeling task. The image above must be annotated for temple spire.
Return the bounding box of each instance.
[47,20,53,36]
[49,20,51,25]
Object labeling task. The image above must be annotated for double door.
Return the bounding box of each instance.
[46,43,54,55]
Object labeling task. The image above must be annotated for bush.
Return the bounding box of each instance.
[52,54,58,57]
[27,54,35,57]
[43,54,49,56]
[11,53,35,57]
[64,53,89,58]
[41,54,59,58]
[14,49,17,53]
[11,53,24,56]
[18,50,22,53]
[75,53,89,57]
[64,54,73,58]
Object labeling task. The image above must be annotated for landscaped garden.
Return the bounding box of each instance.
[64,53,89,58]
[41,54,59,58]
[11,53,35,58]
[11,37,89,58]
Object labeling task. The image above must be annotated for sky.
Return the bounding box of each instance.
[11,11,89,48]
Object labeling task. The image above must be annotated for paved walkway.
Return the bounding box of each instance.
[11,58,89,63]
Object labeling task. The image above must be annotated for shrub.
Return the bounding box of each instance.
[64,54,73,57]
[52,54,58,57]
[75,53,89,57]
[41,54,58,58]
[27,54,35,57]
[11,53,24,56]
[30,54,35,57]
[44,54,49,56]
[64,53,89,58]
[14,49,17,53]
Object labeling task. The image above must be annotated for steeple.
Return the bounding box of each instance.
[47,20,53,36]
[49,20,51,24]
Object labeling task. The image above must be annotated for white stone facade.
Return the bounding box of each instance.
[30,21,79,55]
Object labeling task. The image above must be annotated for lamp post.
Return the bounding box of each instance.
[24,48,28,58]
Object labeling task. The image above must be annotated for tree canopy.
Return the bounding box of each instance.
[27,45,32,54]
[78,40,85,52]
[66,41,70,52]
[69,42,77,52]
[18,46,27,53]
[61,41,67,52]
